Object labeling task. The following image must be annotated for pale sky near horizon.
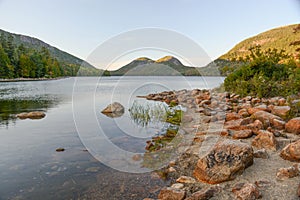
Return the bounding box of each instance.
[0,0,299,69]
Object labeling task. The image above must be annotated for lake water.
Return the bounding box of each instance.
[0,76,224,200]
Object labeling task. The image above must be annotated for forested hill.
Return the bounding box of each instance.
[0,29,102,79]
[201,24,300,76]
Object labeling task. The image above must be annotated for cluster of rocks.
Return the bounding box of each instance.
[141,89,300,200]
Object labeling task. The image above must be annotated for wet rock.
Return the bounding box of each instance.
[232,129,253,139]
[285,117,300,134]
[193,139,253,184]
[280,140,300,162]
[276,164,300,180]
[56,148,65,152]
[176,176,196,184]
[158,187,186,200]
[253,149,269,159]
[270,106,291,118]
[226,112,241,121]
[185,186,221,200]
[252,130,278,151]
[252,111,282,128]
[16,111,46,119]
[232,183,261,200]
[101,102,124,118]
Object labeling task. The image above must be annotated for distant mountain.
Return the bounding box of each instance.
[110,56,201,76]
[0,29,102,77]
[201,24,300,76]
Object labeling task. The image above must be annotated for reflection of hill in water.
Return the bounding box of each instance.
[0,98,61,127]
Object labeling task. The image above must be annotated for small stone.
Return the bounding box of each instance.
[232,183,261,200]
[56,148,65,152]
[176,176,196,184]
[253,149,269,159]
[158,187,186,200]
[185,186,220,200]
[171,183,184,189]
[255,180,272,188]
[168,167,176,173]
[276,164,300,180]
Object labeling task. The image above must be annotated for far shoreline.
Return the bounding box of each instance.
[0,77,70,83]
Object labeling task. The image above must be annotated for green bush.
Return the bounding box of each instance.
[224,46,300,98]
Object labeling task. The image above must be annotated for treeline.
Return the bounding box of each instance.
[0,33,102,79]
[224,46,300,98]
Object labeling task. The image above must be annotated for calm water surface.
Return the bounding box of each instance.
[0,76,223,200]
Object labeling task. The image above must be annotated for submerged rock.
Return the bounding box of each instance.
[16,111,46,119]
[56,148,65,152]
[101,102,124,118]
[193,139,253,184]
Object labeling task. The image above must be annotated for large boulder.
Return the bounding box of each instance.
[251,130,278,151]
[280,140,300,162]
[16,111,46,120]
[285,118,300,134]
[101,102,125,118]
[193,140,253,184]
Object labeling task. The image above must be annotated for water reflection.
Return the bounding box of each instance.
[0,98,61,127]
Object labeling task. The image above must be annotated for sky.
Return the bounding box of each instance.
[0,0,299,69]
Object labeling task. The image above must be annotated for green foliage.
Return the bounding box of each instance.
[224,46,300,98]
[0,29,103,79]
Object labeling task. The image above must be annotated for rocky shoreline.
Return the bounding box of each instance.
[140,89,300,200]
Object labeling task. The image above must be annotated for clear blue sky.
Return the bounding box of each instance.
[0,0,299,69]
